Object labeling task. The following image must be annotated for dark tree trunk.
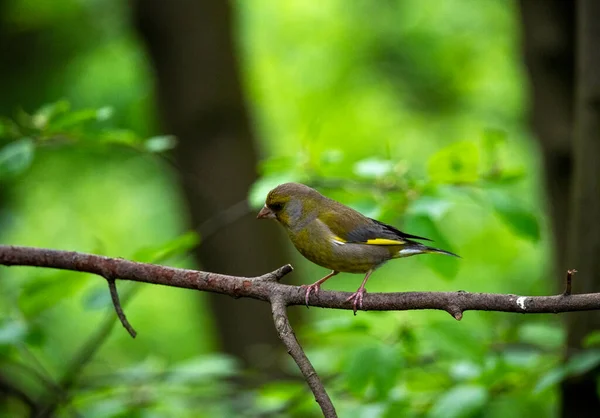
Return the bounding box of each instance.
[131,0,293,371]
[562,1,600,416]
[520,0,600,415]
[519,0,575,276]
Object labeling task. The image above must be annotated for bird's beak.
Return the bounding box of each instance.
[257,205,276,220]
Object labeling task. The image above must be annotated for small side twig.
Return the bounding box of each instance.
[256,264,294,283]
[107,279,137,338]
[564,269,578,296]
[270,297,337,418]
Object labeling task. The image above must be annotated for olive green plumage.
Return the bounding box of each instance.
[257,182,458,313]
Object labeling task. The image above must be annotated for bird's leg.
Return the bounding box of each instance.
[301,271,338,307]
[346,269,373,315]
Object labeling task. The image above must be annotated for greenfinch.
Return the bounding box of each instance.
[257,182,459,314]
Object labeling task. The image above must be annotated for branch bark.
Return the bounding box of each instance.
[106,279,137,338]
[2,245,599,417]
[1,245,597,316]
[271,297,337,418]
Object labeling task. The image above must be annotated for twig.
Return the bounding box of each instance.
[271,297,337,418]
[107,278,137,338]
[564,269,577,296]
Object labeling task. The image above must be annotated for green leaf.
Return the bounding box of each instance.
[19,271,88,318]
[408,195,453,221]
[428,385,488,418]
[117,357,165,382]
[450,361,482,381]
[535,350,600,393]
[79,399,129,418]
[518,322,564,350]
[565,349,600,376]
[144,135,178,153]
[383,401,412,418]
[46,107,113,132]
[0,137,35,179]
[481,128,506,173]
[255,381,304,414]
[343,344,402,399]
[427,141,480,184]
[485,395,546,418]
[24,323,47,347]
[320,149,344,165]
[488,190,540,241]
[425,322,486,359]
[501,348,541,368]
[167,354,239,383]
[403,213,460,280]
[483,168,526,185]
[371,345,403,399]
[344,345,379,397]
[0,319,27,345]
[96,107,114,121]
[98,129,143,147]
[353,158,393,178]
[482,128,507,150]
[32,100,70,130]
[0,117,20,140]
[534,367,567,393]
[583,331,600,348]
[133,231,200,263]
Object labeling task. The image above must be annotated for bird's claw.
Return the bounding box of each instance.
[300,283,321,307]
[346,288,367,315]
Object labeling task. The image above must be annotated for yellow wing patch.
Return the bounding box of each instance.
[365,238,406,245]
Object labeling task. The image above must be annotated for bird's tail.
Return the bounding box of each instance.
[396,242,460,258]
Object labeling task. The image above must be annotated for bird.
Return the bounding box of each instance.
[256,182,459,314]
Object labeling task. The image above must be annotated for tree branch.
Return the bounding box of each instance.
[271,297,337,417]
[1,244,599,417]
[106,278,137,338]
[1,246,596,317]
[564,269,577,296]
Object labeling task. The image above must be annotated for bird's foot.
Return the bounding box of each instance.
[300,283,321,307]
[346,288,367,315]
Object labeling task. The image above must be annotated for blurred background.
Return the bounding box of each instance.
[0,0,598,417]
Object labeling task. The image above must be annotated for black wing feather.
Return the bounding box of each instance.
[344,218,433,243]
[371,219,433,242]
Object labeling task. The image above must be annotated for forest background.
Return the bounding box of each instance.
[1,1,597,417]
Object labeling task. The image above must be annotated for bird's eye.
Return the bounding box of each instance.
[269,202,284,211]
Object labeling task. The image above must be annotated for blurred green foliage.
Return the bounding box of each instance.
[0,0,596,417]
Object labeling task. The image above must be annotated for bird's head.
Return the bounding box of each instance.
[257,182,321,229]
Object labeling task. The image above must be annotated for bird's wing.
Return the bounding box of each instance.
[367,219,433,243]
[343,218,432,245]
[318,202,432,246]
